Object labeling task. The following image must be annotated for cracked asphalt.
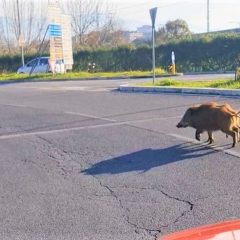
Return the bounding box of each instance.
[0,78,240,240]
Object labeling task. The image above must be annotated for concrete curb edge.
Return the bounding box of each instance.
[119,85,240,97]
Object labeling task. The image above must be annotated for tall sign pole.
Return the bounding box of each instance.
[18,35,25,67]
[149,7,157,85]
[207,0,210,32]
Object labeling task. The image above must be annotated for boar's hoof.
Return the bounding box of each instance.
[195,134,201,141]
[195,131,201,141]
[208,138,214,144]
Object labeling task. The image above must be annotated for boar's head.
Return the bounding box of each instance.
[176,108,194,128]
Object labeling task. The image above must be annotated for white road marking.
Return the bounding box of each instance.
[2,104,27,108]
[64,111,117,122]
[0,122,124,140]
[19,86,113,92]
[87,88,110,92]
[223,149,240,158]
[168,133,240,158]
[0,115,183,140]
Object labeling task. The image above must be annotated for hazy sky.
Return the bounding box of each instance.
[110,0,240,33]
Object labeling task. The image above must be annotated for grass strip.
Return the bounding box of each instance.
[139,78,240,89]
[0,68,165,81]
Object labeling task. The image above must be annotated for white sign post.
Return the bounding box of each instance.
[18,34,25,66]
[171,51,175,65]
[149,7,158,84]
[171,51,176,74]
[61,14,73,70]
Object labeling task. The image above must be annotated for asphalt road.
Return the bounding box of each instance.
[0,78,240,240]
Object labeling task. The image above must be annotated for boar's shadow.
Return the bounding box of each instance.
[81,143,214,175]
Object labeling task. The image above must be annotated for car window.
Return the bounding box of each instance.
[26,60,33,67]
[26,59,38,67]
[40,58,48,65]
[56,60,63,64]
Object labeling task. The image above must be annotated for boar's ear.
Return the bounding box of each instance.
[188,107,194,115]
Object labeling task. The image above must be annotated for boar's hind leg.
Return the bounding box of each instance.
[224,130,236,148]
[233,126,239,143]
[195,129,203,141]
[207,131,214,144]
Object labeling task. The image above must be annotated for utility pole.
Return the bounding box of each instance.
[207,0,210,32]
[16,0,21,37]
[96,4,100,30]
[16,0,25,66]
[149,7,157,85]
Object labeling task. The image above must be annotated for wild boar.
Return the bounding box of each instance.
[176,104,239,147]
[193,102,240,142]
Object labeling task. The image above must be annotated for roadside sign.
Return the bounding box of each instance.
[149,7,158,28]
[49,24,62,37]
[48,1,73,71]
[149,7,158,84]
[61,15,73,69]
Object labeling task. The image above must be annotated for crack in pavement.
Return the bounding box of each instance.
[33,135,86,178]
[32,136,154,237]
[159,186,194,211]
[91,175,162,239]
[108,185,194,231]
[32,136,192,239]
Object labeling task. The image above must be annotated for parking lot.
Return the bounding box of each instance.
[1,79,240,240]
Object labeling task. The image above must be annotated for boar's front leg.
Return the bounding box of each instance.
[195,129,203,141]
[207,131,214,144]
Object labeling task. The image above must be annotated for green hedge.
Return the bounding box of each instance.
[0,55,36,73]
[159,34,240,72]
[73,34,240,72]
[1,34,240,73]
[72,45,152,72]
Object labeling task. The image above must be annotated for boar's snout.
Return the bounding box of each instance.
[177,108,192,128]
[176,122,182,128]
[176,121,189,128]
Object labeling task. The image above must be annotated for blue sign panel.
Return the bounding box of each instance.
[49,24,62,37]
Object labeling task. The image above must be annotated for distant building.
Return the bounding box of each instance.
[123,31,144,42]
[137,25,152,40]
[123,25,153,43]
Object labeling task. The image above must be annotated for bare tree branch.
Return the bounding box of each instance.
[0,0,47,54]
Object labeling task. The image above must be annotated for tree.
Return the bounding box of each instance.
[156,19,191,44]
[165,19,191,38]
[64,0,99,47]
[0,0,47,54]
[63,0,123,50]
[91,14,127,48]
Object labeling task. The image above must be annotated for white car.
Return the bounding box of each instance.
[17,57,65,74]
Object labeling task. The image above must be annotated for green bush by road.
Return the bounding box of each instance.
[1,33,240,73]
[141,78,240,89]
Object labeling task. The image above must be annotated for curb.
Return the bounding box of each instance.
[184,71,234,75]
[119,85,240,97]
[0,73,182,85]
